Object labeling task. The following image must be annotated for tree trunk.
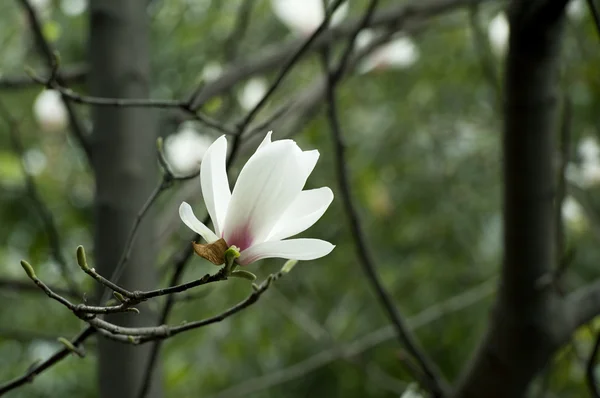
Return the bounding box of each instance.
[452,1,569,397]
[89,1,162,397]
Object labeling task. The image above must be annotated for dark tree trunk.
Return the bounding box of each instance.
[452,1,569,397]
[88,1,162,397]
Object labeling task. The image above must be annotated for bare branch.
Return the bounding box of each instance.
[206,279,496,398]
[319,1,448,396]
[27,73,237,136]
[99,178,170,304]
[190,0,495,107]
[0,63,86,89]
[0,100,81,297]
[17,0,92,160]
[0,326,95,395]
[135,241,196,398]
[136,2,477,396]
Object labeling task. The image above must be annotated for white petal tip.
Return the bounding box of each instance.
[178,201,219,243]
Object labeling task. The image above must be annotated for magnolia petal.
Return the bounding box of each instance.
[179,202,219,243]
[299,149,319,182]
[267,187,334,241]
[238,238,335,265]
[256,131,273,152]
[200,135,231,237]
[223,140,306,249]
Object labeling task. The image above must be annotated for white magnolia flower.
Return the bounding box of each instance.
[29,0,52,13]
[567,0,586,21]
[579,136,600,163]
[562,196,584,227]
[180,131,335,265]
[164,123,212,175]
[358,35,420,73]
[488,13,509,56]
[271,0,348,36]
[400,384,424,398]
[238,78,268,111]
[61,0,87,16]
[201,61,223,82]
[33,90,68,133]
[570,136,600,187]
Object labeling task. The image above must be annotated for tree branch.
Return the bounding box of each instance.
[0,63,86,89]
[0,100,82,297]
[17,0,92,160]
[206,279,496,398]
[319,1,448,396]
[0,326,95,395]
[190,0,494,108]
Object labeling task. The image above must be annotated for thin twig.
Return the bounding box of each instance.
[18,0,92,160]
[190,0,489,107]
[99,178,170,304]
[186,0,258,108]
[0,100,81,297]
[135,242,195,398]
[137,4,347,391]
[19,252,274,342]
[73,244,228,308]
[93,274,278,344]
[0,63,86,89]
[319,1,448,396]
[27,73,237,136]
[225,0,348,170]
[206,279,495,398]
[0,326,95,395]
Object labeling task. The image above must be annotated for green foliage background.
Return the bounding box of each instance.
[0,0,598,397]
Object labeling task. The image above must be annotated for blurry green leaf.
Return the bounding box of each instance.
[42,20,62,43]
[0,152,24,186]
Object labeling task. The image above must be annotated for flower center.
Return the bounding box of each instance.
[225,224,253,251]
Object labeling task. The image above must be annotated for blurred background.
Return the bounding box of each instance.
[0,0,598,397]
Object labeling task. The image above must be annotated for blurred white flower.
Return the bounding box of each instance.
[270,0,348,35]
[567,0,586,21]
[180,131,335,265]
[580,161,600,186]
[562,196,584,226]
[400,384,424,398]
[33,90,68,133]
[29,0,52,13]
[571,136,600,187]
[201,61,223,82]
[60,0,87,16]
[238,77,268,111]
[358,35,420,73]
[22,148,47,176]
[488,13,509,56]
[579,136,600,162]
[164,123,213,175]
